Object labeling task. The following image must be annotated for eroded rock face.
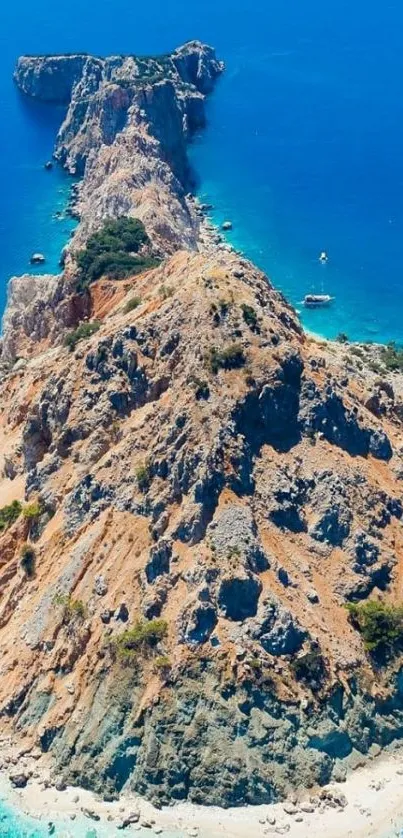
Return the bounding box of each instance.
[207,504,269,572]
[250,599,306,656]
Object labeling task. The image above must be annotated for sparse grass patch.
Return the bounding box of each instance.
[159,284,174,300]
[54,594,87,623]
[124,296,142,313]
[346,354,363,370]
[0,500,22,532]
[64,321,101,352]
[135,462,152,492]
[368,360,385,375]
[349,345,364,358]
[227,545,241,560]
[153,655,172,675]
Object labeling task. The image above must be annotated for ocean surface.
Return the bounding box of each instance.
[1,0,403,832]
[2,0,403,341]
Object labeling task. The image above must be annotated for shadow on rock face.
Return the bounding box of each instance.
[218,574,262,621]
[233,355,303,456]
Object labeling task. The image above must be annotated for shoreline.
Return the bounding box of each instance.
[2,739,403,838]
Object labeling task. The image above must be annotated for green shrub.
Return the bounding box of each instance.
[154,655,172,674]
[54,594,87,623]
[22,502,42,520]
[247,657,261,671]
[209,303,220,326]
[241,304,258,330]
[0,500,22,532]
[124,296,142,313]
[135,463,152,492]
[159,284,174,300]
[112,619,168,664]
[349,345,364,358]
[64,321,101,352]
[207,344,246,374]
[336,332,349,343]
[368,361,384,375]
[20,544,36,578]
[346,600,403,656]
[75,217,158,289]
[380,342,403,372]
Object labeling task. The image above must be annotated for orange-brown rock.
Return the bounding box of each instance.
[1,248,403,805]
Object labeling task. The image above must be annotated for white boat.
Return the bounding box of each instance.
[319,251,328,263]
[303,293,333,308]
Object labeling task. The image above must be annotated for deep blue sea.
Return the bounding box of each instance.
[2,0,403,341]
[2,0,403,832]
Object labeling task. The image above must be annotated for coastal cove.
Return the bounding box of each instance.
[2,0,403,341]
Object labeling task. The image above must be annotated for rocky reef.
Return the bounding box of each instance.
[2,40,403,810]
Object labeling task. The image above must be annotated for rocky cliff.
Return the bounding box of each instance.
[6,43,223,361]
[2,42,403,810]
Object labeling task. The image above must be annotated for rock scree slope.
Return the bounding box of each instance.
[1,41,403,808]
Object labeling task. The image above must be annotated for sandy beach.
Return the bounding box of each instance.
[2,742,403,838]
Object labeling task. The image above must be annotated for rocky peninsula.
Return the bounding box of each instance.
[1,39,403,831]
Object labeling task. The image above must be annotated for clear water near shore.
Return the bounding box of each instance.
[2,0,403,343]
[0,796,187,838]
[0,799,47,837]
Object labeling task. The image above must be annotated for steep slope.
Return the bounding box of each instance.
[4,42,223,361]
[1,43,403,808]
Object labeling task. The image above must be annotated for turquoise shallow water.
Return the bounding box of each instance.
[0,799,57,837]
[0,798,186,838]
[2,0,403,342]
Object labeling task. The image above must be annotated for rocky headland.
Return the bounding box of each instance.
[1,39,403,827]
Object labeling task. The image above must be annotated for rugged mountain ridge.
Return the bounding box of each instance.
[4,42,223,362]
[2,42,403,808]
